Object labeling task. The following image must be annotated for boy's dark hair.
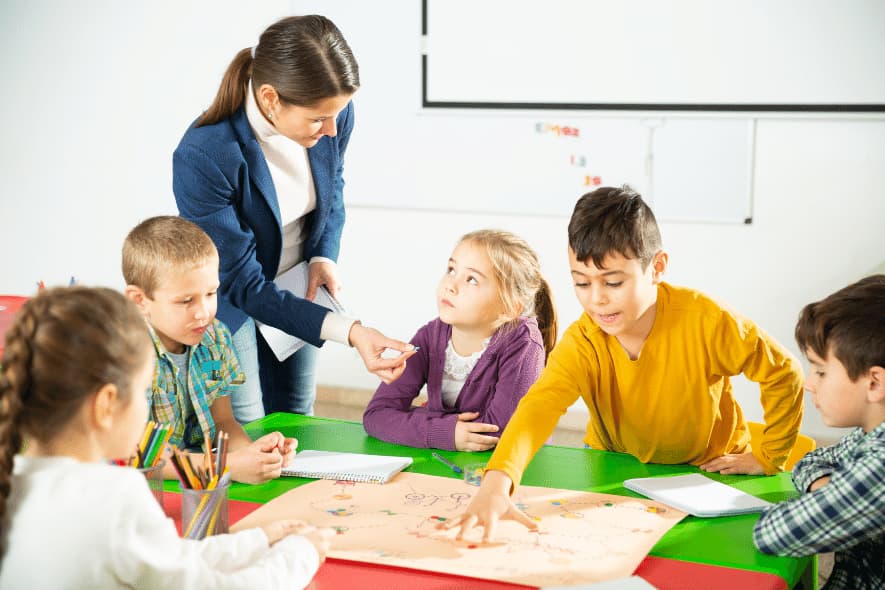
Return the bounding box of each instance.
[795,274,885,380]
[567,186,662,269]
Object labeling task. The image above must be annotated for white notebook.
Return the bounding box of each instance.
[257,261,347,361]
[281,450,413,484]
[623,473,773,518]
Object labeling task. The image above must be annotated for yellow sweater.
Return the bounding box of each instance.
[488,283,804,481]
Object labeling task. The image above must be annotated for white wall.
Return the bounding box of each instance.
[0,0,290,289]
[3,0,884,442]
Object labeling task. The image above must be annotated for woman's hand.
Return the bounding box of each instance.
[306,261,342,300]
[437,470,536,542]
[348,323,417,384]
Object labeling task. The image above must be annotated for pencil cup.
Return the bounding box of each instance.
[138,459,166,512]
[181,481,230,539]
[463,463,486,486]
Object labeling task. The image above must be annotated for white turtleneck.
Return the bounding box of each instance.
[245,81,355,346]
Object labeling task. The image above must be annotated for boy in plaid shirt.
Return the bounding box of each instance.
[123,216,297,484]
[753,275,885,590]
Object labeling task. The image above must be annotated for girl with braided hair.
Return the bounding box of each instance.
[0,287,331,588]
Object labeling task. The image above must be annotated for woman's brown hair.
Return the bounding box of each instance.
[0,287,152,538]
[197,15,360,127]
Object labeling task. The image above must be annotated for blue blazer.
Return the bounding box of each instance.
[172,102,354,347]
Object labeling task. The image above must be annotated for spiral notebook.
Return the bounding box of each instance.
[623,473,772,518]
[281,450,413,484]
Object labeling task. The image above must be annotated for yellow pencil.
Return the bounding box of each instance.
[183,493,212,538]
[137,421,155,460]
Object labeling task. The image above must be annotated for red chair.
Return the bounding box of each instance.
[0,296,28,359]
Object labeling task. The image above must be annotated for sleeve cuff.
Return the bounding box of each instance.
[309,256,336,267]
[751,447,782,475]
[319,311,358,346]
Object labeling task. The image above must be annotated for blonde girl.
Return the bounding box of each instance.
[363,230,557,452]
[0,287,331,588]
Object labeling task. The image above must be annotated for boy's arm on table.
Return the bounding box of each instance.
[790,437,850,492]
[442,327,588,541]
[709,310,805,474]
[753,449,885,555]
[485,334,586,490]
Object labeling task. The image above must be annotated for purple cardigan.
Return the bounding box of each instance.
[362,316,545,450]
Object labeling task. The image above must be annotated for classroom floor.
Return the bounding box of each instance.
[314,384,835,588]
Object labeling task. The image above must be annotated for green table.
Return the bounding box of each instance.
[167,413,813,588]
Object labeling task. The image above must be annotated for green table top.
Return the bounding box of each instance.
[165,412,810,586]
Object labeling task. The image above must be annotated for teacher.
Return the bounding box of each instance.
[173,15,413,422]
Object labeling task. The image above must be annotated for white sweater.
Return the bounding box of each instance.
[0,456,319,589]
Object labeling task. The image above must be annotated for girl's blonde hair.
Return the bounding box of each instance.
[460,230,557,357]
[0,287,152,544]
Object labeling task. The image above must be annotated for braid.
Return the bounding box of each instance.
[0,287,152,545]
[0,297,45,535]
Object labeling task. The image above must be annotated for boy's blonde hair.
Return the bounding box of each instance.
[122,216,218,297]
[460,229,557,358]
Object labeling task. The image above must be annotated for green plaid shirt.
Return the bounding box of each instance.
[146,319,244,450]
[753,421,885,590]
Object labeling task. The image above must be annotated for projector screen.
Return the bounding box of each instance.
[423,0,885,111]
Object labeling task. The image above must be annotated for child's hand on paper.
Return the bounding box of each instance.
[228,433,286,484]
[261,519,312,545]
[263,520,335,561]
[299,526,335,563]
[438,469,537,542]
[454,412,499,452]
[699,451,765,475]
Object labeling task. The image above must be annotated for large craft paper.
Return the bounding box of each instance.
[232,472,686,586]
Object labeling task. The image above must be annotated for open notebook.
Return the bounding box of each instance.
[623,473,773,518]
[281,450,413,484]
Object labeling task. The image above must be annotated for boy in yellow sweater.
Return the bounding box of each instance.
[444,186,804,540]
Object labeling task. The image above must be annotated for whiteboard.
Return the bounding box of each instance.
[423,0,885,111]
[345,113,754,223]
[649,118,755,223]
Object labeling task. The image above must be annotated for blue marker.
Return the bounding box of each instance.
[431,452,463,474]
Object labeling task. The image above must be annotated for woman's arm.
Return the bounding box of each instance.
[173,139,329,346]
[362,326,452,448]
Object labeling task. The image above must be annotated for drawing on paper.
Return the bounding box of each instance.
[232,472,686,586]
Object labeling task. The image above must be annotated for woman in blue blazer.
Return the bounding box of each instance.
[173,15,414,421]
